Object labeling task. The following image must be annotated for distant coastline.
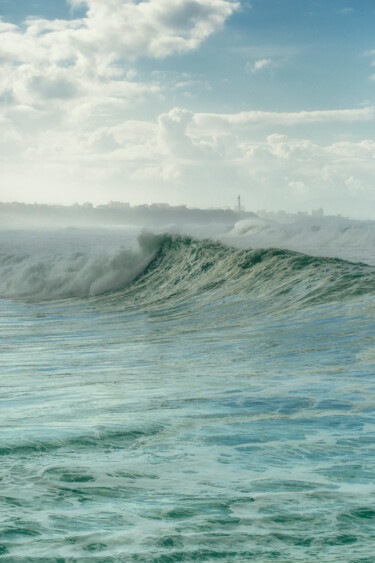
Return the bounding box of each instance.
[1,200,372,231]
[0,201,255,229]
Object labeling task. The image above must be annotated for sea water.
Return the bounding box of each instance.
[0,228,374,561]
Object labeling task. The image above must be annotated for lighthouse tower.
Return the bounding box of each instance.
[237,195,241,214]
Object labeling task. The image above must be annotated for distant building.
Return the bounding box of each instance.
[108,201,130,208]
[236,195,244,213]
[311,207,324,217]
[151,203,170,209]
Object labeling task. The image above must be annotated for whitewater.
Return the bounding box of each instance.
[1,219,375,561]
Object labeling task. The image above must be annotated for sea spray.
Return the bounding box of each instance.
[0,232,161,300]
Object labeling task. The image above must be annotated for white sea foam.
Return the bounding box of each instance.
[0,229,155,300]
[219,215,375,265]
[145,214,375,265]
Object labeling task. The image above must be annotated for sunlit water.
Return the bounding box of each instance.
[1,230,375,561]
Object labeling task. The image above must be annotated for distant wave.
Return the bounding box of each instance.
[223,216,375,265]
[2,233,374,304]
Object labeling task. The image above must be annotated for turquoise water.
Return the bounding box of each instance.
[1,233,375,561]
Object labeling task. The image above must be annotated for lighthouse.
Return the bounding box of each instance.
[237,195,241,214]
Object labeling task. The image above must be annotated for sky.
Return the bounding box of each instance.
[1,0,375,218]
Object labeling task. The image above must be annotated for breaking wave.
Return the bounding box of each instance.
[225,215,375,265]
[1,233,374,305]
[0,232,160,300]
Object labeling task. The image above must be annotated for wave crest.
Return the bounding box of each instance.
[1,233,374,304]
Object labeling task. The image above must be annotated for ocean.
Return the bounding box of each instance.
[1,224,375,561]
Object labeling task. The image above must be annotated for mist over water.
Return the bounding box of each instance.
[0,230,155,300]
[224,214,375,266]
[1,220,375,561]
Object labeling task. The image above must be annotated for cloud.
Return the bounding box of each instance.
[29,74,80,100]
[0,0,239,65]
[362,49,375,81]
[0,1,239,95]
[192,107,375,132]
[87,107,375,216]
[339,7,354,14]
[68,0,239,60]
[0,0,239,138]
[246,58,274,73]
[2,104,375,217]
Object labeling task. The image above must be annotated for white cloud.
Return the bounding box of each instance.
[2,104,375,217]
[0,0,239,146]
[68,0,239,61]
[193,107,375,130]
[246,58,274,73]
[362,49,375,80]
[0,0,239,67]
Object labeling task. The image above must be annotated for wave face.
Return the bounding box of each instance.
[124,234,375,308]
[1,230,375,561]
[1,232,375,304]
